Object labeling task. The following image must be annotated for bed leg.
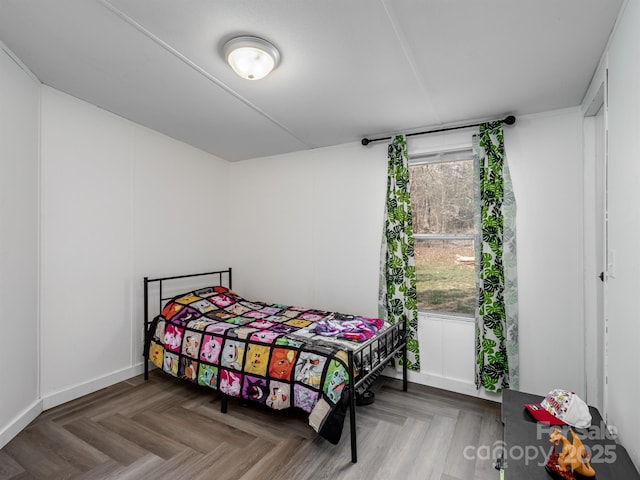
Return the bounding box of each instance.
[348,351,358,463]
[143,324,150,381]
[220,393,228,414]
[402,355,408,392]
[402,326,408,392]
[143,276,149,382]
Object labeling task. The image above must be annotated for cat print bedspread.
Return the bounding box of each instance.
[146,286,384,444]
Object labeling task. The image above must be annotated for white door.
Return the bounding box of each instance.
[583,86,606,411]
[594,101,606,413]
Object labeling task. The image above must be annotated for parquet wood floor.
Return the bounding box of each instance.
[0,370,501,480]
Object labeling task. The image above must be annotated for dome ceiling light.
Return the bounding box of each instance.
[223,36,281,80]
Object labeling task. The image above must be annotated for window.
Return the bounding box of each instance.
[409,149,477,316]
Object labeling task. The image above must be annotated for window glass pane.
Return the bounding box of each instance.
[414,238,476,315]
[409,159,474,235]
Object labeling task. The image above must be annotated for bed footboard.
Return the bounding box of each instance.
[348,320,407,463]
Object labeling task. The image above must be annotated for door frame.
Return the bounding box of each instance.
[582,77,607,414]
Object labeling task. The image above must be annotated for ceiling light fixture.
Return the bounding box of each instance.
[223,36,280,80]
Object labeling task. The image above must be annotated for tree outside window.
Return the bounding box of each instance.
[409,152,476,315]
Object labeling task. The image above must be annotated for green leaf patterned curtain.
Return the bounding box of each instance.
[378,135,420,371]
[473,122,519,392]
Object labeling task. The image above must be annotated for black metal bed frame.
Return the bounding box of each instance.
[142,267,408,463]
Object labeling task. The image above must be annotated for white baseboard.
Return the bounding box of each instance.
[0,364,146,449]
[382,367,503,403]
[42,363,145,410]
[0,399,43,449]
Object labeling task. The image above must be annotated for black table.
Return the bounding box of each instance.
[502,389,639,479]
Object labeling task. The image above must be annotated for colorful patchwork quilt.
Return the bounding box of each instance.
[146,285,386,443]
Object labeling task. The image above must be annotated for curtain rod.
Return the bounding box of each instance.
[360,115,516,146]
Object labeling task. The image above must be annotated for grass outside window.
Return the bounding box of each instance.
[414,238,476,316]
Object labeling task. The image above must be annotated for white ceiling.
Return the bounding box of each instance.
[0,0,623,161]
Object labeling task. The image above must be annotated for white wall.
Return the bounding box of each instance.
[131,124,231,357]
[0,45,41,447]
[39,87,230,407]
[505,108,586,398]
[417,313,478,396]
[229,142,388,316]
[599,0,640,468]
[229,110,587,400]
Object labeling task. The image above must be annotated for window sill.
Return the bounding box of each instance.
[418,310,475,323]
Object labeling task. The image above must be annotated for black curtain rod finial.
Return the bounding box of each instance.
[503,115,516,126]
[361,138,371,146]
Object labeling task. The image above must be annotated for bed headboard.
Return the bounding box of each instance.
[143,267,232,326]
[142,267,232,380]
